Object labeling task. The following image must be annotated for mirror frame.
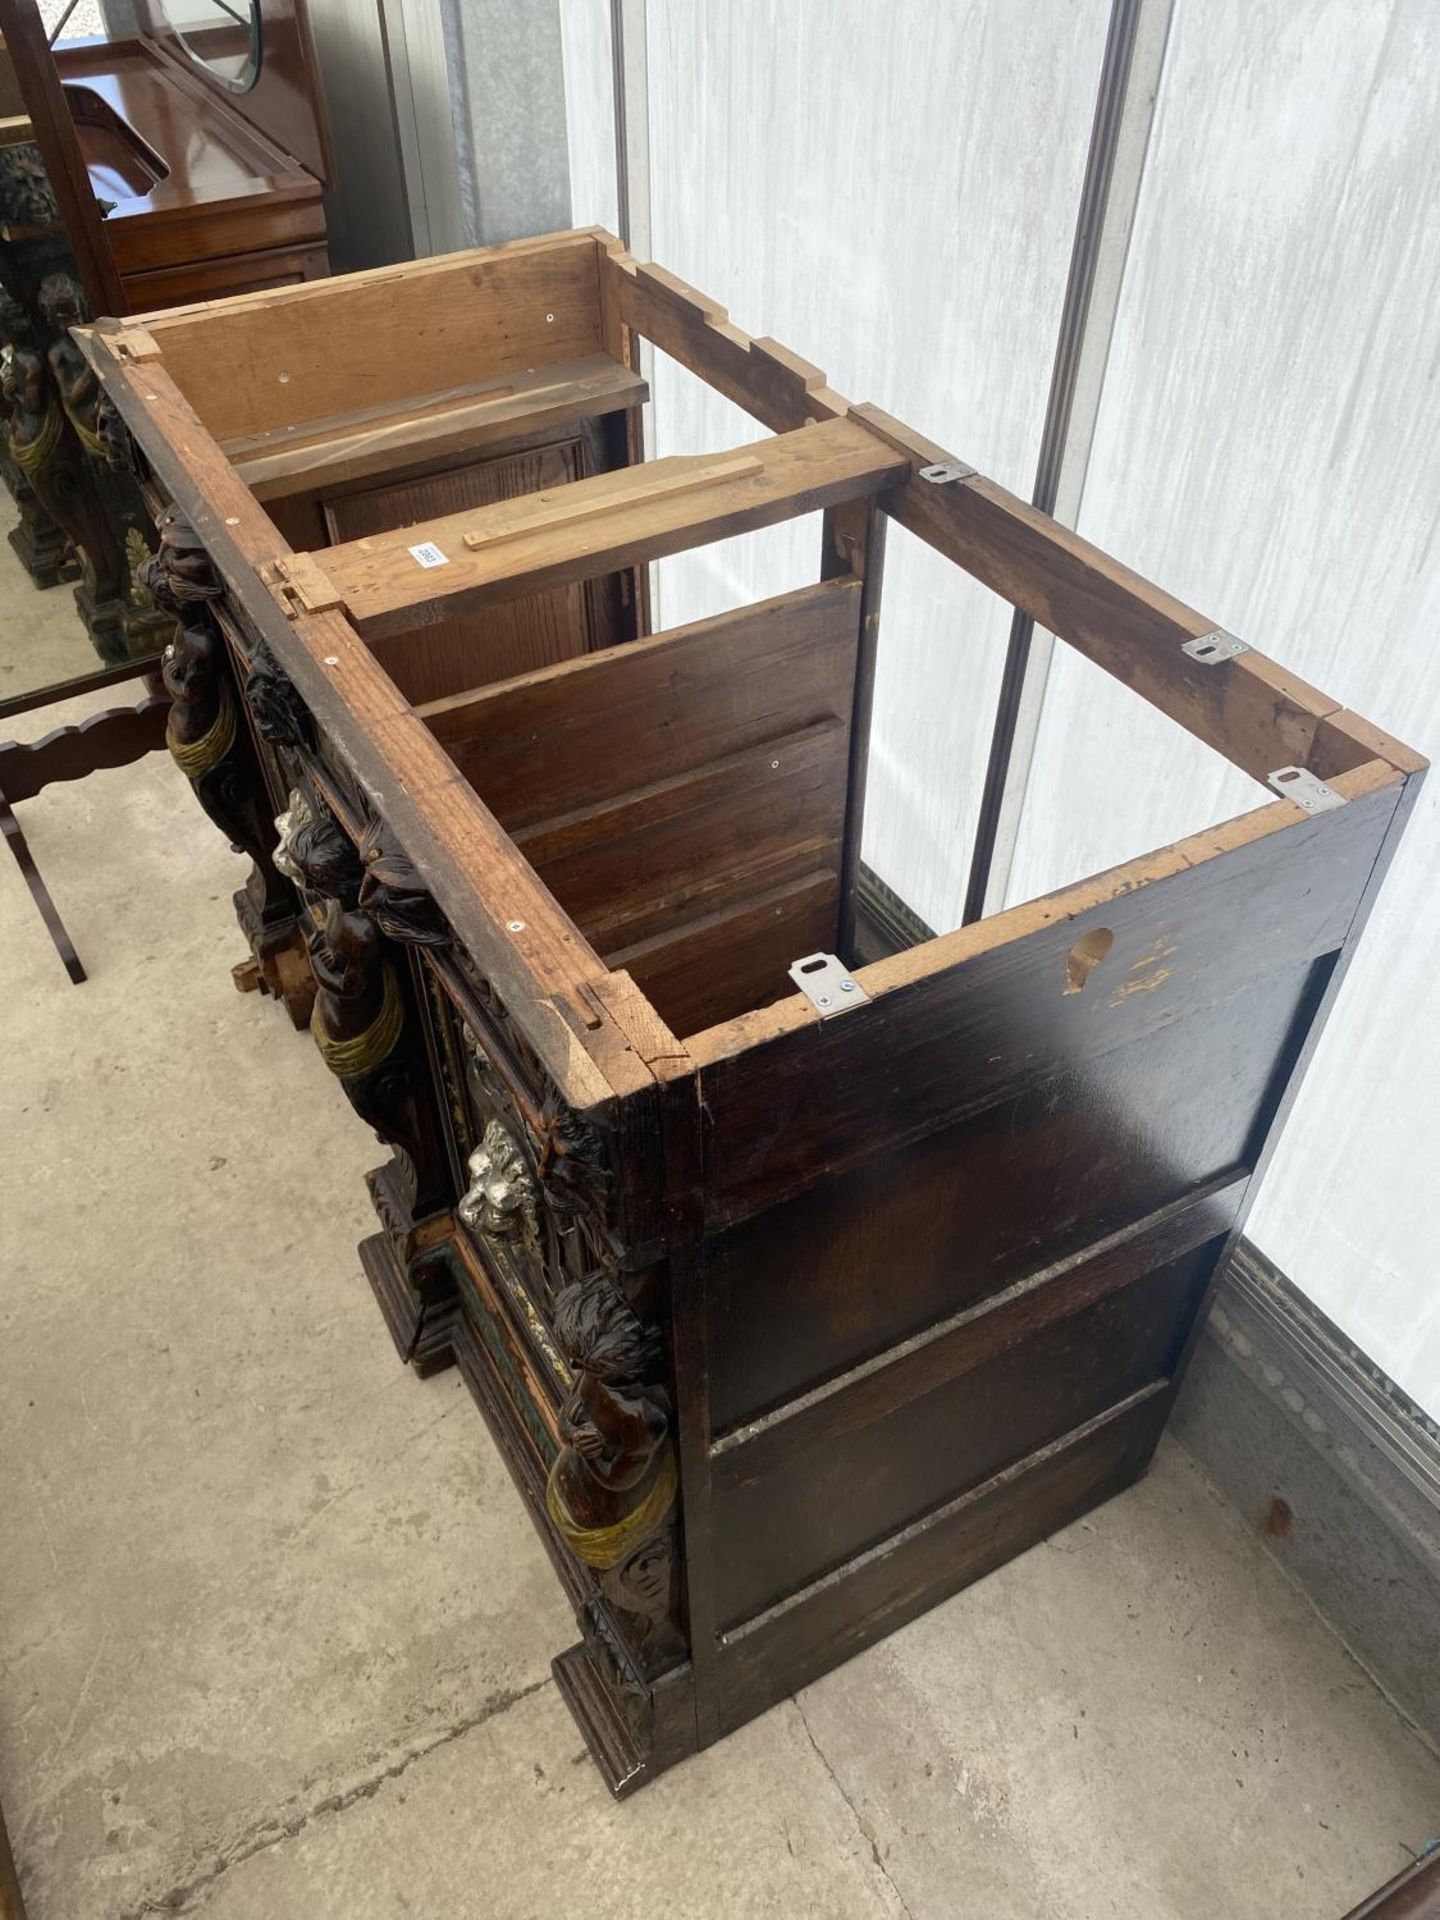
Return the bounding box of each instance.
[158,0,263,95]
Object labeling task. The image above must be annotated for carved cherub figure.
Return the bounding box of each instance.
[38,274,103,453]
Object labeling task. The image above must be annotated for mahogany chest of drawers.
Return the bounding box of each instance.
[80,230,1425,1793]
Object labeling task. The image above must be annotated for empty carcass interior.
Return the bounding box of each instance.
[417,576,863,1038]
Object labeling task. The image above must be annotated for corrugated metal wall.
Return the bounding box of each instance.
[561,0,1440,1417]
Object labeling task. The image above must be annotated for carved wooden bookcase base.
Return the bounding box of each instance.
[80,231,1426,1797]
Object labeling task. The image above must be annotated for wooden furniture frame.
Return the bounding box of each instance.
[0,0,332,315]
[79,228,1425,1795]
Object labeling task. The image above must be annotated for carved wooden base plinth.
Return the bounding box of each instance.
[551,1645,697,1798]
[231,887,314,1028]
[7,507,74,588]
[70,584,173,669]
[359,1230,459,1377]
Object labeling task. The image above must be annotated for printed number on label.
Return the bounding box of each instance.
[409,541,449,569]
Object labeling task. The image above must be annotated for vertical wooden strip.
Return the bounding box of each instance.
[1158,762,1424,1417]
[658,1056,723,1746]
[964,0,1174,921]
[822,500,887,961]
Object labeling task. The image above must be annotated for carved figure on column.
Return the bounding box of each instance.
[0,288,133,660]
[276,791,452,1227]
[39,273,174,655]
[140,509,298,943]
[0,291,70,586]
[546,1276,683,1674]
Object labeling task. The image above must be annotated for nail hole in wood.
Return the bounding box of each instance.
[1065,926,1114,994]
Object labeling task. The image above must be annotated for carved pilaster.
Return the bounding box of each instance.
[546,1274,683,1703]
[439,970,683,1702]
[139,510,312,1020]
[39,275,174,659]
[276,789,455,1296]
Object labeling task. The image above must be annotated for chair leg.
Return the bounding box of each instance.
[0,786,85,984]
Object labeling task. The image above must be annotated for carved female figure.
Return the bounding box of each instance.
[1,290,129,647]
[546,1278,679,1660]
[141,514,294,924]
[38,274,104,456]
[308,895,402,1087]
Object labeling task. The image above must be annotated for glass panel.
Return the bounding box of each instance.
[157,0,260,92]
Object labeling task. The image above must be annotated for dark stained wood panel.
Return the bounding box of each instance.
[704,965,1316,1430]
[714,1389,1170,1733]
[518,720,848,954]
[610,870,841,1041]
[693,773,1402,1230]
[711,1235,1221,1628]
[425,578,862,828]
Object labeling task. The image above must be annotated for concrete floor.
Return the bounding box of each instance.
[2,547,1438,1919]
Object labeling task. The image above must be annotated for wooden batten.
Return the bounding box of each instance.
[228,356,649,502]
[851,403,1363,786]
[318,421,906,641]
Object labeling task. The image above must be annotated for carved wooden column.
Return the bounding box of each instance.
[0,143,69,589]
[547,1275,684,1695]
[39,273,173,658]
[442,993,687,1752]
[137,507,314,1020]
[275,788,459,1369]
[0,146,172,656]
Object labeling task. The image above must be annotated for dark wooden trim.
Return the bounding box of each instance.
[0,782,84,977]
[0,1789,26,1920]
[825,500,887,963]
[0,655,160,725]
[659,1057,723,1748]
[713,1386,1168,1733]
[0,695,169,804]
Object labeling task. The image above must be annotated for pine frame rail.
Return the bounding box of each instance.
[78,227,1426,1800]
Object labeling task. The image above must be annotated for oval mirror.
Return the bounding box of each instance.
[159,0,261,92]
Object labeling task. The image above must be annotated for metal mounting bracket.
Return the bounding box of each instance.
[1182,629,1251,665]
[1267,765,1345,813]
[788,951,870,1017]
[918,460,978,486]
